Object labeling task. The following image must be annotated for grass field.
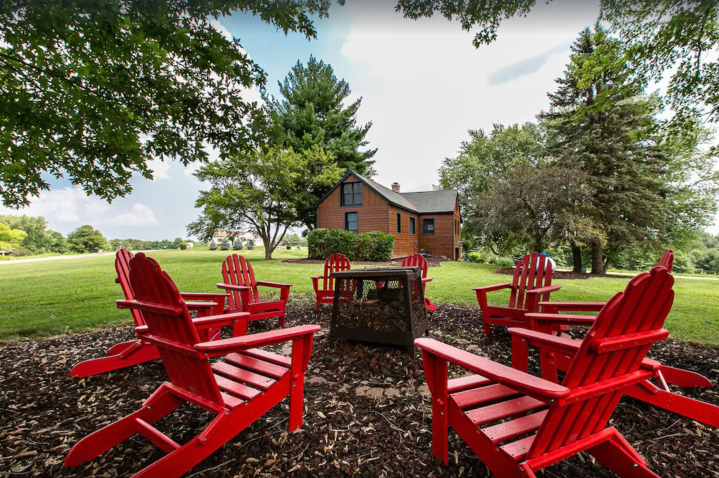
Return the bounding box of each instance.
[1,248,718,345]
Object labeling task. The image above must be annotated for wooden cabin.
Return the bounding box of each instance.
[316,171,462,260]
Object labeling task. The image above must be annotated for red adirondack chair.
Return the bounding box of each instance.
[311,253,351,312]
[474,252,561,335]
[65,253,320,478]
[70,249,241,378]
[216,254,292,334]
[416,267,674,477]
[401,253,436,312]
[520,251,719,428]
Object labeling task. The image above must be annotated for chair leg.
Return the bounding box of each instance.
[586,432,660,478]
[70,343,161,377]
[315,300,320,313]
[483,320,491,335]
[279,315,286,328]
[288,337,305,432]
[232,319,248,337]
[65,387,183,468]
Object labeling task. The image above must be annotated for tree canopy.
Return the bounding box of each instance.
[0,0,343,207]
[267,56,376,229]
[67,225,108,253]
[188,146,342,259]
[0,222,26,250]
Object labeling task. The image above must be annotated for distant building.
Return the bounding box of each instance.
[316,170,462,260]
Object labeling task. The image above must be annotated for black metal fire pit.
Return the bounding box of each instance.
[329,267,429,355]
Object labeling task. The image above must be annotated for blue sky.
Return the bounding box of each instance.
[2,0,718,239]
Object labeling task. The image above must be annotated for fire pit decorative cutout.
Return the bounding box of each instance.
[329,267,429,354]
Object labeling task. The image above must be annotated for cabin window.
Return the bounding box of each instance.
[341,182,363,206]
[396,213,401,233]
[409,217,416,235]
[423,218,435,235]
[345,212,359,232]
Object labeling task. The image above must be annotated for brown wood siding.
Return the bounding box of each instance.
[317,175,388,233]
[388,206,419,258]
[318,175,461,260]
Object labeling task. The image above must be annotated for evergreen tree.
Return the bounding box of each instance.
[267,56,376,230]
[542,26,717,274]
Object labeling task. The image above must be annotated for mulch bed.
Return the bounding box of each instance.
[2,297,719,477]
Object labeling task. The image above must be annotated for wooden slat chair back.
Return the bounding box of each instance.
[401,253,436,312]
[66,253,321,477]
[657,249,674,272]
[222,254,260,310]
[322,253,351,293]
[528,266,674,460]
[510,253,553,309]
[311,253,351,312]
[115,248,144,326]
[416,267,673,477]
[128,254,225,407]
[474,252,561,334]
[217,254,292,331]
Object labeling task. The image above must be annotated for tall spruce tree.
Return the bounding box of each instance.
[267,56,376,230]
[542,26,717,274]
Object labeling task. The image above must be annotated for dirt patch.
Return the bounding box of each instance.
[284,257,444,267]
[1,297,718,477]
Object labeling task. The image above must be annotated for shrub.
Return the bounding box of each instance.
[308,228,356,260]
[360,231,394,262]
[209,241,218,251]
[467,251,483,263]
[232,240,243,250]
[307,228,394,261]
[219,238,231,250]
[493,256,515,268]
[247,239,255,250]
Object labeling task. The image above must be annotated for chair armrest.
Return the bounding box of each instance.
[422,277,434,283]
[525,313,597,326]
[181,292,230,301]
[508,328,581,354]
[195,324,321,357]
[526,285,562,295]
[539,301,605,312]
[310,275,323,280]
[215,283,251,291]
[184,301,217,310]
[256,281,293,289]
[473,283,511,293]
[117,299,183,316]
[415,338,569,401]
[135,311,250,335]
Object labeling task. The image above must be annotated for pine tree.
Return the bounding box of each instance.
[542,26,711,274]
[267,56,377,230]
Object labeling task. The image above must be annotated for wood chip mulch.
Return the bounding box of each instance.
[2,297,719,477]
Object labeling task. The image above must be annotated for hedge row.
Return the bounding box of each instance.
[307,228,394,261]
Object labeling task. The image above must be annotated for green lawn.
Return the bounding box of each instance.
[1,248,718,346]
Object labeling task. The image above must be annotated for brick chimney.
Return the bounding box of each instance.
[391,182,401,193]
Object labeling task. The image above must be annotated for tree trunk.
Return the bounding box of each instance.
[572,244,583,273]
[591,239,604,275]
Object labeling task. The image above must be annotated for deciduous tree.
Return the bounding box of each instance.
[0,0,343,207]
[188,147,342,259]
[67,225,108,253]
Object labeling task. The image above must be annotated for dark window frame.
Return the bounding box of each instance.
[409,217,416,235]
[396,213,401,233]
[345,212,359,233]
[340,182,363,207]
[423,218,435,235]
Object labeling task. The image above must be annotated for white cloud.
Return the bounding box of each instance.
[101,203,158,226]
[0,187,158,232]
[338,0,600,193]
[147,158,171,180]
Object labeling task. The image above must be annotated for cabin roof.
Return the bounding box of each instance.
[319,170,458,214]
